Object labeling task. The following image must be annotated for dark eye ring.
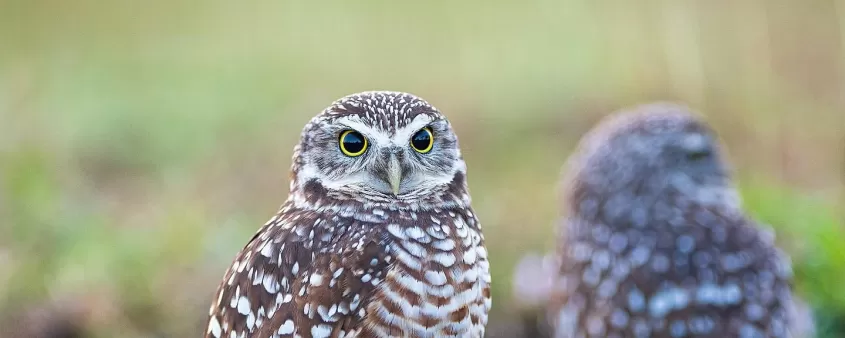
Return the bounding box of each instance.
[339,130,368,157]
[410,127,434,153]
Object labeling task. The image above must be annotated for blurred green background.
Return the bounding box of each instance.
[1,1,843,337]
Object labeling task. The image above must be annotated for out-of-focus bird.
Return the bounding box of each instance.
[546,103,813,337]
[510,252,557,338]
[204,91,491,338]
[511,251,816,338]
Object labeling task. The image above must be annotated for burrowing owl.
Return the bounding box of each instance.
[549,103,809,337]
[204,91,491,338]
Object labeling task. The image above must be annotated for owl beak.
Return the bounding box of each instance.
[387,154,402,195]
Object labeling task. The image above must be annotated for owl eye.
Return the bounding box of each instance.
[686,149,712,161]
[339,130,368,157]
[410,127,434,153]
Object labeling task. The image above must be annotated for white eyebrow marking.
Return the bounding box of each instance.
[393,115,436,145]
[335,114,436,147]
[335,116,391,145]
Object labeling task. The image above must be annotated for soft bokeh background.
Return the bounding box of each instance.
[1,1,843,337]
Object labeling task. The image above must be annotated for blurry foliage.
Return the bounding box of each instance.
[1,1,843,337]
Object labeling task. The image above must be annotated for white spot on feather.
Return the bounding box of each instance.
[262,275,280,294]
[310,273,324,286]
[237,296,251,315]
[207,317,222,337]
[277,319,295,334]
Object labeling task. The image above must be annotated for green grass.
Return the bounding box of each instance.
[1,1,843,337]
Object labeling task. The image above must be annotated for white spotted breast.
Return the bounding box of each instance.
[205,202,491,338]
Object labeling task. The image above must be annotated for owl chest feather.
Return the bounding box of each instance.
[358,212,492,338]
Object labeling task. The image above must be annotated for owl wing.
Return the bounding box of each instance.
[205,204,392,338]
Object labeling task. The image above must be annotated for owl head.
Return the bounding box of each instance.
[562,102,739,217]
[288,91,469,208]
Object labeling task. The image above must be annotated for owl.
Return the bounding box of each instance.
[204,91,491,338]
[548,103,811,338]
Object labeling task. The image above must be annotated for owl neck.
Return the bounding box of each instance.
[564,176,741,228]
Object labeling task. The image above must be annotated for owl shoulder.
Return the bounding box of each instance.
[205,204,393,338]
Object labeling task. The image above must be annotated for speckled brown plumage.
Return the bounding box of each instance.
[204,91,491,338]
[548,103,810,338]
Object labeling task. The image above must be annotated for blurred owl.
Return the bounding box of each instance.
[204,91,491,338]
[548,103,812,337]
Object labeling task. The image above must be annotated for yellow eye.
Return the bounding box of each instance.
[410,127,434,153]
[339,130,368,157]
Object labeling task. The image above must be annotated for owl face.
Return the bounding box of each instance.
[567,103,736,208]
[611,112,728,188]
[292,91,465,201]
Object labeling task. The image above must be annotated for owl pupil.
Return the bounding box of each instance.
[412,130,431,151]
[342,132,365,153]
